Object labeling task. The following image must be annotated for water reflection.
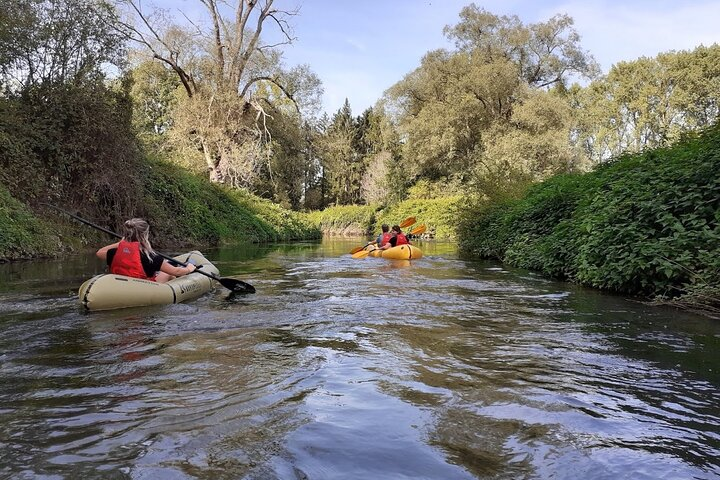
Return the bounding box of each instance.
[0,238,719,478]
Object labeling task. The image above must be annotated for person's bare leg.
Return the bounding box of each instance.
[155,272,175,283]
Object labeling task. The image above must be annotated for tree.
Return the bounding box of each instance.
[128,60,181,141]
[356,105,402,205]
[478,87,585,183]
[665,45,720,129]
[444,4,600,88]
[0,0,38,85]
[114,0,322,186]
[319,99,362,205]
[360,151,392,204]
[0,0,141,220]
[571,45,720,162]
[385,7,598,187]
[0,0,124,90]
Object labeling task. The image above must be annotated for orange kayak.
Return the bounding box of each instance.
[364,244,423,260]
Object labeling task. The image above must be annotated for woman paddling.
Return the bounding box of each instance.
[96,218,195,283]
[381,225,410,250]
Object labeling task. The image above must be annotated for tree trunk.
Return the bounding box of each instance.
[202,141,224,183]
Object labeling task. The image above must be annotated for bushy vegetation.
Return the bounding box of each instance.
[0,156,321,261]
[306,204,378,236]
[375,196,463,239]
[0,185,57,260]
[459,124,720,310]
[138,156,321,246]
[306,193,462,240]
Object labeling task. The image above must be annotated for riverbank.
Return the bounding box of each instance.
[458,124,720,317]
[306,196,462,240]
[0,157,321,262]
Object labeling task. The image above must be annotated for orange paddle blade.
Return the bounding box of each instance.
[410,224,426,236]
[352,248,372,259]
[350,240,376,254]
[399,216,416,228]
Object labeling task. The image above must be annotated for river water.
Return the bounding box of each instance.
[0,238,718,479]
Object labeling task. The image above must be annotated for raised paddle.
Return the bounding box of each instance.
[351,244,376,259]
[399,216,416,228]
[44,204,255,293]
[409,224,426,236]
[349,216,416,254]
[353,223,426,259]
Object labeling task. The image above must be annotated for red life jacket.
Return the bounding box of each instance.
[110,240,153,280]
[379,232,392,246]
[395,233,409,245]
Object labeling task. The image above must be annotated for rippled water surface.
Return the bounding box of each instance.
[1,239,719,479]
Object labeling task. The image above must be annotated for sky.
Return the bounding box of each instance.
[157,0,720,116]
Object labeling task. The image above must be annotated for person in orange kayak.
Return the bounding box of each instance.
[96,218,195,283]
[381,225,410,249]
[376,224,392,247]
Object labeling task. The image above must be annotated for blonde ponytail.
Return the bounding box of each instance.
[123,218,154,259]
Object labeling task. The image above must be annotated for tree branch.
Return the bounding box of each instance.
[240,75,299,113]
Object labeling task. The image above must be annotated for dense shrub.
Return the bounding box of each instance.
[572,133,720,295]
[459,124,720,302]
[138,157,321,246]
[306,196,463,240]
[0,81,143,215]
[0,185,56,260]
[306,205,378,236]
[460,174,592,275]
[0,156,321,261]
[376,196,463,239]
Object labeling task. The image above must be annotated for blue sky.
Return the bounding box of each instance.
[154,0,720,116]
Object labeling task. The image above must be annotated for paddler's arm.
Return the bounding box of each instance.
[96,242,120,261]
[159,260,196,277]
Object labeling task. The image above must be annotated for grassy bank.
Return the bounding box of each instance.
[458,124,720,315]
[307,196,462,239]
[0,185,58,260]
[0,157,321,262]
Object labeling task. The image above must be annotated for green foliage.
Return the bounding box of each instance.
[306,204,377,235]
[0,80,143,215]
[445,5,600,87]
[572,44,720,162]
[572,132,720,295]
[317,100,364,205]
[1,0,124,87]
[459,124,720,304]
[459,173,589,270]
[385,7,598,185]
[138,156,321,247]
[0,155,321,261]
[307,195,463,239]
[0,184,56,260]
[128,61,181,142]
[376,196,463,239]
[406,178,463,200]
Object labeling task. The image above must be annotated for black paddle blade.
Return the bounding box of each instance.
[219,277,256,293]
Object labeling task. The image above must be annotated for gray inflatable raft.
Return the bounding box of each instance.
[78,251,220,311]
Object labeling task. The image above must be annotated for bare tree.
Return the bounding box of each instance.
[114,0,320,184]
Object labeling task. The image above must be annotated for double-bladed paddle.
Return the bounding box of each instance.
[349,216,417,254]
[409,224,426,236]
[399,217,416,229]
[351,223,426,259]
[44,204,255,293]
